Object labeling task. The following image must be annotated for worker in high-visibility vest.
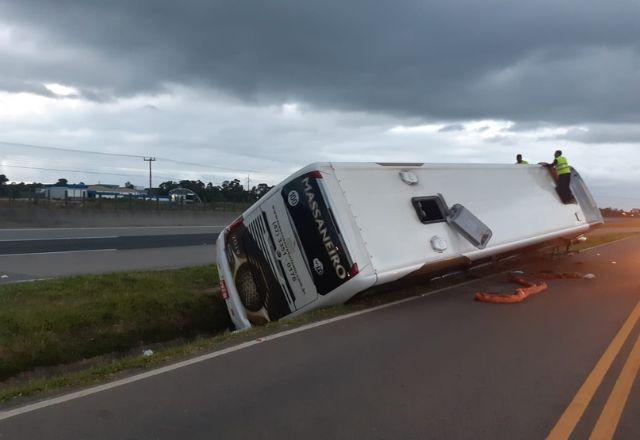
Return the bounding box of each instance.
[516,154,528,164]
[545,149,575,203]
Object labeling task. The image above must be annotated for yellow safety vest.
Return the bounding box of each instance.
[555,156,570,175]
[517,160,529,165]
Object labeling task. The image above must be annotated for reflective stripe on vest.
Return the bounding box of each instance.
[556,156,570,175]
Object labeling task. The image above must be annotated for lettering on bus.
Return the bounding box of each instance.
[302,177,347,280]
[282,172,354,295]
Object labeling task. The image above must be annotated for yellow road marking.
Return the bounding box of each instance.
[547,301,640,440]
[589,333,640,440]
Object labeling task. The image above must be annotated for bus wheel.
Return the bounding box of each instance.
[235,264,264,312]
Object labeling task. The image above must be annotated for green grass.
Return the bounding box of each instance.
[572,232,639,252]
[0,266,230,380]
[0,305,354,403]
[603,220,640,228]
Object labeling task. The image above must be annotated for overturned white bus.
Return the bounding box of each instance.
[217,163,602,329]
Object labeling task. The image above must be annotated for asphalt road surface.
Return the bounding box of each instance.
[0,225,224,241]
[0,226,222,283]
[1,236,639,439]
[0,233,217,254]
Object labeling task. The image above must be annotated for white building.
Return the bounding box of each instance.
[39,184,88,199]
[87,184,147,199]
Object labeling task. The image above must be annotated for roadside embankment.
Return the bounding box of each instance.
[0,266,230,381]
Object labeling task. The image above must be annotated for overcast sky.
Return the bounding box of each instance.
[0,0,638,207]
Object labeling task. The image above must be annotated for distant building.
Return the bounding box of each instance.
[87,184,147,199]
[169,187,202,203]
[38,184,88,200]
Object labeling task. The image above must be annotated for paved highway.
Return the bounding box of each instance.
[0,226,222,283]
[1,236,639,439]
[0,225,224,241]
[0,233,218,254]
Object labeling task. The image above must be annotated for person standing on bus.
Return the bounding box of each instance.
[545,149,574,203]
[516,154,528,164]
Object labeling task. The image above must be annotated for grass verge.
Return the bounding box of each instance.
[0,266,230,380]
[572,231,640,252]
[1,230,638,405]
[601,218,640,228]
[0,305,347,404]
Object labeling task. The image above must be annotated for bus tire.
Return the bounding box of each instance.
[235,264,264,312]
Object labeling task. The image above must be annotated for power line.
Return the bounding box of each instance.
[1,155,237,180]
[0,140,262,173]
[0,163,244,186]
[161,157,261,173]
[0,140,142,159]
[0,164,177,180]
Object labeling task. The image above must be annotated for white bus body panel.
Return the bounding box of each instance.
[217,162,602,329]
[331,163,596,284]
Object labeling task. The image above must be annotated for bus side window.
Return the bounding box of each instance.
[412,196,447,224]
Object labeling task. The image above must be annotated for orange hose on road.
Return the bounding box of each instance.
[475,270,588,304]
[474,274,548,304]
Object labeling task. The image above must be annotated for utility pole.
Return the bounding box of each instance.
[247,174,251,191]
[144,157,156,194]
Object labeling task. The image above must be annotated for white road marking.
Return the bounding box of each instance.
[1,277,52,284]
[0,277,483,422]
[0,236,118,242]
[0,226,226,231]
[0,249,118,257]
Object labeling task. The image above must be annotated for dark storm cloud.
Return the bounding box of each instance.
[1,0,639,123]
[0,77,57,97]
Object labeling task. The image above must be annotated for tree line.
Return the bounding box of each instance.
[0,174,273,202]
[156,179,273,202]
[0,175,44,199]
[600,207,639,218]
